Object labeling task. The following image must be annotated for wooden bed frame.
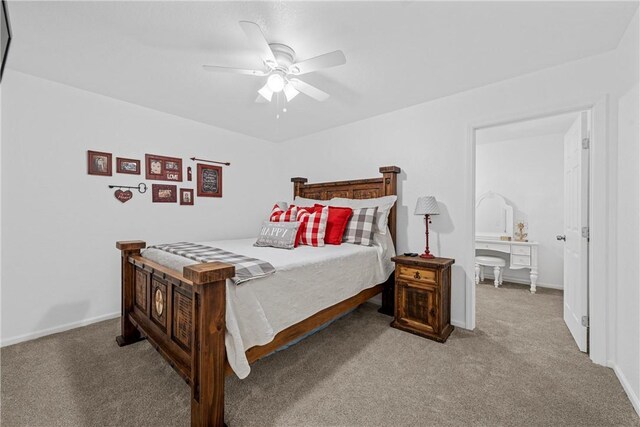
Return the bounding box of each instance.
[116,166,400,426]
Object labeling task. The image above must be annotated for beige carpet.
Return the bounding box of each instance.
[2,282,638,426]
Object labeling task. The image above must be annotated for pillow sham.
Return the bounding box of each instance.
[254,221,301,249]
[314,204,352,245]
[331,195,397,235]
[270,204,298,222]
[342,206,378,246]
[296,205,329,247]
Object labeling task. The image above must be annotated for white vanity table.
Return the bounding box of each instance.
[475,192,539,293]
[475,238,539,293]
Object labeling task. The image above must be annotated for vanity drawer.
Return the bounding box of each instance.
[397,265,437,285]
[476,242,510,253]
[512,255,531,266]
[511,246,531,256]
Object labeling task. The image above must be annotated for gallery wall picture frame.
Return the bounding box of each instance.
[180,188,194,206]
[145,154,183,182]
[152,184,177,203]
[197,163,222,197]
[87,150,112,176]
[1,0,12,84]
[116,157,141,175]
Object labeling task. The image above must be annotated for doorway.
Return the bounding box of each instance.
[472,110,591,353]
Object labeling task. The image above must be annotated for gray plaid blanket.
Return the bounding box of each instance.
[148,242,275,285]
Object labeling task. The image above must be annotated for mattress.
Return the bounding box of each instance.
[141,232,395,379]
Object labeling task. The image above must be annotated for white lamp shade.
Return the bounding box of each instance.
[415,196,439,215]
[258,84,273,102]
[284,83,299,101]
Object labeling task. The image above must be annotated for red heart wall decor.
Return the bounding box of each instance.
[114,189,133,203]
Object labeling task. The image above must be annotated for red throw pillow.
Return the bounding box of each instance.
[270,204,298,222]
[315,204,353,245]
[296,206,329,246]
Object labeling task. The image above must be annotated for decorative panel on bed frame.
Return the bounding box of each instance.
[116,166,400,427]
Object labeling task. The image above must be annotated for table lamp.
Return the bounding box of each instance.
[415,196,440,259]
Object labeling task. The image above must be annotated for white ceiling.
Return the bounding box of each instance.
[476,111,580,144]
[6,1,638,142]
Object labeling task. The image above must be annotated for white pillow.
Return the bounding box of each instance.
[331,195,397,235]
[293,196,335,206]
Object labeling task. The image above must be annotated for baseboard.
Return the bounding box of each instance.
[451,319,467,329]
[482,273,563,290]
[1,312,120,348]
[609,362,640,417]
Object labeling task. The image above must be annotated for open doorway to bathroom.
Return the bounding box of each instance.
[473,110,591,353]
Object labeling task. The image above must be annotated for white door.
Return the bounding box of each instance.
[561,112,589,352]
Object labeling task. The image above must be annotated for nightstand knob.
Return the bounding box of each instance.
[414,271,421,279]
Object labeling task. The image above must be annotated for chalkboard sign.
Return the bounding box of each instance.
[197,164,222,197]
[202,168,218,193]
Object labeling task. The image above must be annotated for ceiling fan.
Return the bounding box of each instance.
[203,21,346,103]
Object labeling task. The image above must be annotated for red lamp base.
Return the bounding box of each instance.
[419,252,435,259]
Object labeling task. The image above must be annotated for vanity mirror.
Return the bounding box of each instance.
[475,191,514,240]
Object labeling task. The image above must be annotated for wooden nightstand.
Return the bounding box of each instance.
[390,256,455,343]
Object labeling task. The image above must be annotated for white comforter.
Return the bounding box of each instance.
[141,233,395,378]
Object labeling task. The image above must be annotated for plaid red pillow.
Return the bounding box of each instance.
[296,206,329,247]
[269,204,298,222]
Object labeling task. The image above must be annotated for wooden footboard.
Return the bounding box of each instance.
[116,240,235,427]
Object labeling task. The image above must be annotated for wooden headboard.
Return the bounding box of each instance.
[291,166,401,246]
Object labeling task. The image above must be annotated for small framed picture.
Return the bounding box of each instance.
[152,184,177,203]
[180,188,194,205]
[87,150,112,176]
[116,157,141,175]
[197,164,222,197]
[145,154,182,182]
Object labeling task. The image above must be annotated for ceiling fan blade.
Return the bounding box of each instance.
[289,78,330,102]
[202,65,267,76]
[239,21,276,65]
[289,50,346,75]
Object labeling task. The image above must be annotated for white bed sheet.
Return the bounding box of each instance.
[141,232,395,379]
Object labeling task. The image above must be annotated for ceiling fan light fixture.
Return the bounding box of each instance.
[258,84,273,102]
[267,73,285,92]
[284,83,299,102]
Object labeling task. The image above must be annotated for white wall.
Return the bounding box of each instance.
[278,12,639,338]
[476,133,565,288]
[615,81,640,415]
[0,70,288,346]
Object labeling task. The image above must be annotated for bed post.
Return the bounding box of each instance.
[291,177,308,199]
[379,166,400,316]
[379,166,400,248]
[184,262,235,427]
[115,240,147,347]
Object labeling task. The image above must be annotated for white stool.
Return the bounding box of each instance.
[475,256,506,288]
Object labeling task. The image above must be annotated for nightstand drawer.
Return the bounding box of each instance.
[512,254,531,266]
[511,246,531,256]
[397,265,436,285]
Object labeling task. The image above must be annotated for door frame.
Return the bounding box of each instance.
[467,95,609,366]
